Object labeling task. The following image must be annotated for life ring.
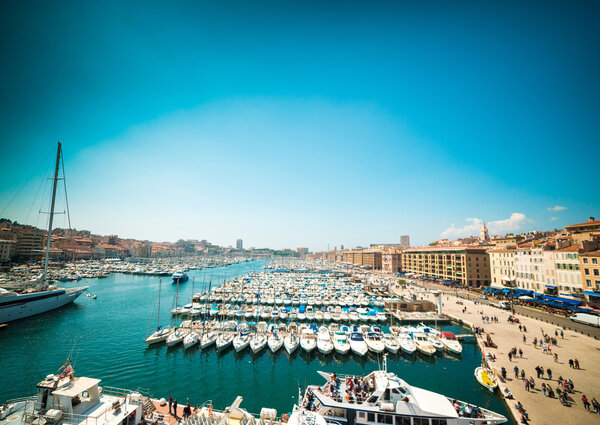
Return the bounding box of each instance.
[282,414,290,423]
[209,405,213,416]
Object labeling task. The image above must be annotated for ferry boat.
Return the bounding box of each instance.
[172,272,189,283]
[0,360,144,425]
[300,363,507,425]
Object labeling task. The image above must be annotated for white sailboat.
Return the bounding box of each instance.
[0,143,88,323]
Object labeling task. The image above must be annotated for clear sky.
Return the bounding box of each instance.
[0,0,598,250]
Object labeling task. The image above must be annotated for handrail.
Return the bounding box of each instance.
[5,395,36,404]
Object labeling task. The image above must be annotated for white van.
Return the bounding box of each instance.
[491,300,510,310]
[570,313,600,327]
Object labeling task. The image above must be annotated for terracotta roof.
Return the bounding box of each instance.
[488,248,516,253]
[580,250,600,256]
[404,245,486,252]
[557,246,579,252]
[566,219,600,228]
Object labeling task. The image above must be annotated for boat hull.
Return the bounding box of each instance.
[0,286,88,323]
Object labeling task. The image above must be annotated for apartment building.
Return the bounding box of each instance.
[554,246,582,295]
[0,239,14,262]
[13,226,46,260]
[515,245,534,290]
[488,248,515,288]
[565,217,600,245]
[382,252,402,273]
[580,250,600,307]
[401,246,490,287]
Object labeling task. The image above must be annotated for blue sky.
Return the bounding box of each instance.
[0,0,598,250]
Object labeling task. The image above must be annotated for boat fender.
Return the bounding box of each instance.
[209,405,213,416]
[380,403,394,411]
[282,414,290,423]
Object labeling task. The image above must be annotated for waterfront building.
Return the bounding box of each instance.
[0,239,14,263]
[236,239,243,250]
[297,247,309,258]
[554,246,582,296]
[400,235,410,248]
[13,225,46,260]
[514,245,534,290]
[381,252,402,273]
[580,250,600,307]
[488,248,515,288]
[565,217,600,245]
[339,250,382,270]
[401,245,490,287]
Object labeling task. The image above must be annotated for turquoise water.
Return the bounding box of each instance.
[0,260,513,424]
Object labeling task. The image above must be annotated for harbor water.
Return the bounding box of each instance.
[0,260,513,423]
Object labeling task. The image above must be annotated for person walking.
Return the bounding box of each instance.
[168,396,173,414]
[521,370,525,380]
[508,352,512,362]
[173,399,178,418]
[519,348,523,357]
[568,359,574,368]
[522,334,526,343]
[582,395,590,411]
[574,358,580,369]
[554,353,558,362]
[560,330,564,338]
[547,368,552,380]
[514,365,519,378]
[525,380,530,392]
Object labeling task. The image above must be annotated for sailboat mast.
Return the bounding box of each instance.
[157,279,162,329]
[43,142,62,283]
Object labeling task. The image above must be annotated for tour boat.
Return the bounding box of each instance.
[301,366,507,425]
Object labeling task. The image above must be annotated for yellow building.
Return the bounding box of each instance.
[382,252,402,273]
[488,248,516,288]
[565,217,600,245]
[401,246,490,287]
[580,250,600,307]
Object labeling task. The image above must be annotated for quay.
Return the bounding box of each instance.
[394,282,600,425]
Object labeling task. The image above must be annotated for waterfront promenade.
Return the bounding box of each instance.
[394,284,600,424]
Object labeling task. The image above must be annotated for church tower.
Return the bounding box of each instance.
[480,221,490,242]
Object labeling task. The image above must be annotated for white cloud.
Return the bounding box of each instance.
[548,205,567,211]
[550,217,558,221]
[440,213,533,239]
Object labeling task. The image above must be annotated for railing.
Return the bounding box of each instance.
[5,395,37,404]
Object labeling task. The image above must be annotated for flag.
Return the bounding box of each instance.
[58,365,73,380]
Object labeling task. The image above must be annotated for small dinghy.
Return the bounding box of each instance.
[475,366,498,392]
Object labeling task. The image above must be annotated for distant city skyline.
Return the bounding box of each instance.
[0,1,598,251]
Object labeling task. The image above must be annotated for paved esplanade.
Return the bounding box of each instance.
[394,284,600,425]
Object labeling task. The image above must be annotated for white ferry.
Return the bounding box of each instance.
[301,364,507,425]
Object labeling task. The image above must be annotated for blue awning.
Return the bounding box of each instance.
[514,288,533,295]
[583,291,600,297]
[533,292,544,297]
[542,295,582,306]
[501,289,511,293]
[482,287,493,292]
[545,285,557,289]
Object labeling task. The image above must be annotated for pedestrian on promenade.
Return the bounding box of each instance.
[508,352,512,362]
[547,368,552,380]
[554,330,558,337]
[574,358,580,369]
[535,366,541,378]
[523,325,527,332]
[554,353,558,362]
[514,365,519,378]
[173,399,178,418]
[168,396,173,414]
[569,359,574,368]
[519,324,522,331]
[525,380,530,392]
[582,395,591,411]
[592,398,600,414]
[519,348,523,357]
[501,367,507,380]
[560,330,563,338]
[521,370,525,380]
[529,378,535,390]
[540,367,545,378]
[542,383,547,397]
[522,334,526,343]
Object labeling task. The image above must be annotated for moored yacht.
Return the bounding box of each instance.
[301,366,507,425]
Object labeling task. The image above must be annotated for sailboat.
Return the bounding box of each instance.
[145,279,173,344]
[0,143,88,323]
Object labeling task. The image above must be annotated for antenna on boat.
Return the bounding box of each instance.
[383,353,388,373]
